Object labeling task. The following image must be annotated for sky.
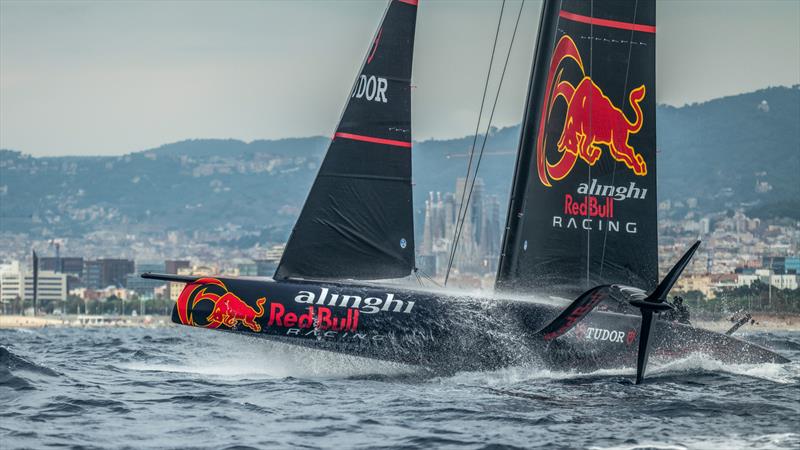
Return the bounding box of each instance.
[1,0,798,157]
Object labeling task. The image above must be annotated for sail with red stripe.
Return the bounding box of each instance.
[496,0,658,296]
[276,0,417,280]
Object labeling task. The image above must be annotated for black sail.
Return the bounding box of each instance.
[496,0,658,296]
[276,0,418,281]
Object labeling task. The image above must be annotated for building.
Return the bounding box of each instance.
[762,256,800,273]
[735,268,760,287]
[126,262,167,297]
[254,260,278,277]
[264,244,285,262]
[237,261,258,277]
[0,261,67,306]
[83,260,101,290]
[170,265,215,301]
[251,244,286,277]
[83,259,135,289]
[0,261,23,306]
[419,178,502,277]
[732,265,800,293]
[24,271,68,304]
[675,274,714,299]
[768,272,800,289]
[39,256,84,277]
[165,260,190,275]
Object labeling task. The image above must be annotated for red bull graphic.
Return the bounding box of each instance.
[367,27,382,64]
[176,278,265,332]
[536,35,648,187]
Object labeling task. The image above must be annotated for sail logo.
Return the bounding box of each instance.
[564,194,614,218]
[536,35,648,187]
[578,179,647,201]
[175,278,266,332]
[352,75,389,103]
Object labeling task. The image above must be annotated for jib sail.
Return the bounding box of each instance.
[496,0,658,295]
[276,0,418,281]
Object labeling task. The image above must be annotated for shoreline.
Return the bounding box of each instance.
[0,314,172,329]
[2,313,799,331]
[694,313,800,333]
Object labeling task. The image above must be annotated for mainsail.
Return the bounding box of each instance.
[276,0,418,280]
[496,0,658,295]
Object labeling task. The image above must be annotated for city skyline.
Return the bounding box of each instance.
[2,186,797,310]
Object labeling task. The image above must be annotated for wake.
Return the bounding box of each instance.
[119,332,417,380]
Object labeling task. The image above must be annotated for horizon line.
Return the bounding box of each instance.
[2,84,797,158]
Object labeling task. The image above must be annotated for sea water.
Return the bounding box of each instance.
[1,327,798,449]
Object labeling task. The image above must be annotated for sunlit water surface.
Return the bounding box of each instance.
[1,327,798,449]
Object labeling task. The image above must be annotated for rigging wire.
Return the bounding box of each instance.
[599,0,639,278]
[413,267,442,288]
[445,0,507,285]
[445,0,526,285]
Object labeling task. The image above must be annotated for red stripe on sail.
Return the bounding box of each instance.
[334,132,412,148]
[559,10,656,34]
[397,0,418,5]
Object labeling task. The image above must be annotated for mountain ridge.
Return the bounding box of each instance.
[1,86,798,241]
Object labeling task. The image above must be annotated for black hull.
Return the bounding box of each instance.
[170,277,789,373]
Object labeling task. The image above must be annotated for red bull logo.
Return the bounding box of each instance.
[536,35,648,187]
[176,278,265,332]
[268,303,359,332]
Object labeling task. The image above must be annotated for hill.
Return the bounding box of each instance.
[1,86,797,242]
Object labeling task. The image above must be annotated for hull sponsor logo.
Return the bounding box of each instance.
[268,303,359,332]
[536,35,648,187]
[576,324,636,345]
[294,287,415,314]
[176,278,265,332]
[285,328,386,343]
[626,329,637,345]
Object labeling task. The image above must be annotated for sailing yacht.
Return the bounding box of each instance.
[144,0,788,383]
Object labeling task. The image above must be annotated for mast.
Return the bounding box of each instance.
[496,0,658,296]
[276,0,418,281]
[496,0,561,291]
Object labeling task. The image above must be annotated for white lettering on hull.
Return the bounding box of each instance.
[295,289,414,314]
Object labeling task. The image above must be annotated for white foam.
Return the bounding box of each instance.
[120,332,417,380]
[441,363,633,387]
[11,328,36,334]
[441,351,797,386]
[123,328,796,384]
[588,433,800,450]
[649,353,798,384]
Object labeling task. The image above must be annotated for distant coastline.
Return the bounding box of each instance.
[2,313,798,332]
[0,314,171,329]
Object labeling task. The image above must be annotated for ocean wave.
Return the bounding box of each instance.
[1,327,797,450]
[0,347,63,393]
